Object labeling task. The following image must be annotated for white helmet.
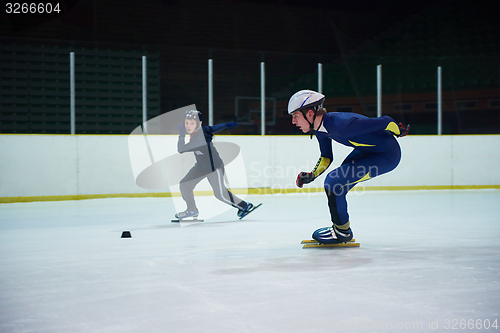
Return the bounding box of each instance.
[287,90,325,115]
[288,90,325,138]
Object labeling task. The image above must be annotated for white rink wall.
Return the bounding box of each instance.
[0,134,499,200]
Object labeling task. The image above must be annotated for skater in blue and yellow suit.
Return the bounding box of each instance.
[288,90,409,244]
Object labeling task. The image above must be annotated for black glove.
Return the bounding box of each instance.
[296,172,314,188]
[397,123,410,137]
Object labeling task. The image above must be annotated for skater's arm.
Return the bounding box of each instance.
[296,156,331,187]
[296,133,333,187]
[308,132,333,178]
[177,123,189,153]
[312,156,331,178]
[205,122,238,134]
[317,132,333,155]
[177,131,205,153]
[177,136,194,153]
[296,155,331,188]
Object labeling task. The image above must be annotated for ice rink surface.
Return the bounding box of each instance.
[1,190,499,333]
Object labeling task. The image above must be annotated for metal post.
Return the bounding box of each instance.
[437,66,442,135]
[70,52,75,134]
[261,61,265,136]
[377,64,382,117]
[142,56,147,133]
[208,59,214,126]
[318,63,323,94]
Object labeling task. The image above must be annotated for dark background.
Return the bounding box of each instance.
[1,0,499,134]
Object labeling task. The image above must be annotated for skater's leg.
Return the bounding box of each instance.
[207,167,247,210]
[179,164,205,211]
[315,146,401,243]
[324,145,401,226]
[324,150,367,226]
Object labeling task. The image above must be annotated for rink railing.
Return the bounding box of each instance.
[2,185,500,204]
[1,134,499,203]
[65,53,448,136]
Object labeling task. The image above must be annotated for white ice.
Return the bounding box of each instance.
[1,190,499,333]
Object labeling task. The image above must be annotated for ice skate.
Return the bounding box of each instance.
[237,203,262,220]
[312,225,353,244]
[171,210,202,222]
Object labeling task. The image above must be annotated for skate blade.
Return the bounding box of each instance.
[171,219,204,223]
[303,242,360,248]
[301,238,356,244]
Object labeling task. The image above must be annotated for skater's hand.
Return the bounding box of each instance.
[226,122,238,130]
[397,123,410,137]
[296,172,314,188]
[177,123,187,137]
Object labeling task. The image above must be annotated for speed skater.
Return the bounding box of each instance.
[288,90,409,244]
[175,110,255,220]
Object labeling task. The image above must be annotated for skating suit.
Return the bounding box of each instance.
[313,112,402,226]
[177,124,246,211]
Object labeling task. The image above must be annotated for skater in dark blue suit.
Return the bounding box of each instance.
[288,90,409,244]
[175,110,255,220]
